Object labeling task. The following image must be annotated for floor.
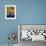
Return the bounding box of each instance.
[0,40,46,46]
[19,39,46,46]
[0,44,18,46]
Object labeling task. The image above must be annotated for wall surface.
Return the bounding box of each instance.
[0,0,46,44]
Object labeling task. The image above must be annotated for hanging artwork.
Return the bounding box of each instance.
[18,24,46,41]
[5,5,16,19]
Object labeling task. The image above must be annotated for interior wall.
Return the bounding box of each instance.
[0,0,46,44]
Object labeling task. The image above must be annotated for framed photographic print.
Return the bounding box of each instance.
[5,5,16,19]
[18,24,46,42]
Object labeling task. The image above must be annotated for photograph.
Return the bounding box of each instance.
[5,5,16,19]
[18,24,46,46]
